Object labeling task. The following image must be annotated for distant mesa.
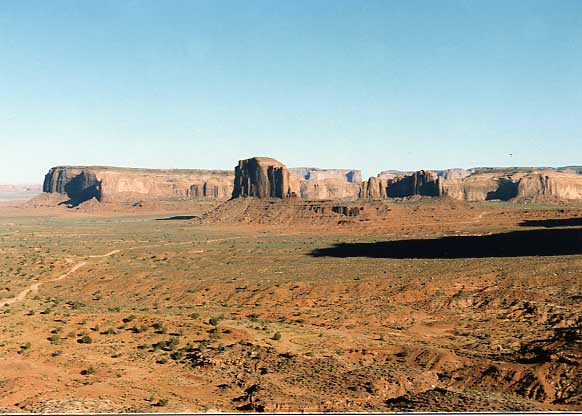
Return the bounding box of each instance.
[38,160,582,207]
[289,167,362,184]
[0,184,42,193]
[43,166,234,206]
[363,168,582,202]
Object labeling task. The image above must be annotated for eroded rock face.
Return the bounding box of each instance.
[442,170,582,201]
[435,169,469,180]
[387,170,443,198]
[289,168,362,184]
[232,157,295,199]
[43,166,234,203]
[378,170,411,180]
[299,178,360,201]
[516,172,582,201]
[360,177,388,199]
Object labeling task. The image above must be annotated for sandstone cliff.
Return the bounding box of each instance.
[289,168,362,183]
[359,177,388,199]
[299,178,360,200]
[434,168,469,180]
[43,166,234,204]
[387,170,443,198]
[232,157,295,199]
[441,170,582,202]
[377,170,411,180]
[515,172,582,201]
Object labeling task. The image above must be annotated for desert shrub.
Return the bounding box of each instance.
[69,300,85,310]
[81,366,96,375]
[153,337,180,351]
[155,398,169,407]
[48,334,61,344]
[272,332,282,341]
[122,314,136,323]
[78,335,93,344]
[152,322,167,334]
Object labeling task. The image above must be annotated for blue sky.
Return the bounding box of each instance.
[1,0,581,183]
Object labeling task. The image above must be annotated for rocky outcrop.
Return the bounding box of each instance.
[441,173,516,201]
[434,169,469,180]
[43,166,234,204]
[441,170,582,201]
[359,177,388,199]
[299,179,360,200]
[289,168,362,184]
[232,157,295,199]
[516,172,582,201]
[378,170,411,180]
[387,170,444,198]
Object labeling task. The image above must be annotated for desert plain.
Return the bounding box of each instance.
[0,161,581,413]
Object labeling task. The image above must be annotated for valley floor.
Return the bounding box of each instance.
[0,199,580,412]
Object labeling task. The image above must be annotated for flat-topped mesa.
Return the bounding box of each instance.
[43,166,234,204]
[289,168,362,184]
[434,168,469,180]
[232,157,296,199]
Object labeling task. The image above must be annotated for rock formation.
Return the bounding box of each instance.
[377,170,412,180]
[299,178,360,200]
[434,168,469,180]
[43,166,234,204]
[441,170,582,201]
[515,172,582,201]
[359,177,388,199]
[387,170,444,198]
[232,157,295,199]
[42,162,582,207]
[289,168,362,183]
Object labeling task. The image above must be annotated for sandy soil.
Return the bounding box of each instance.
[0,197,580,412]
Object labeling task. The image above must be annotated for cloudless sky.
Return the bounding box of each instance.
[1,0,581,183]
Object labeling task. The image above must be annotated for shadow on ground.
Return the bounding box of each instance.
[520,218,582,228]
[156,215,197,221]
[310,228,582,259]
